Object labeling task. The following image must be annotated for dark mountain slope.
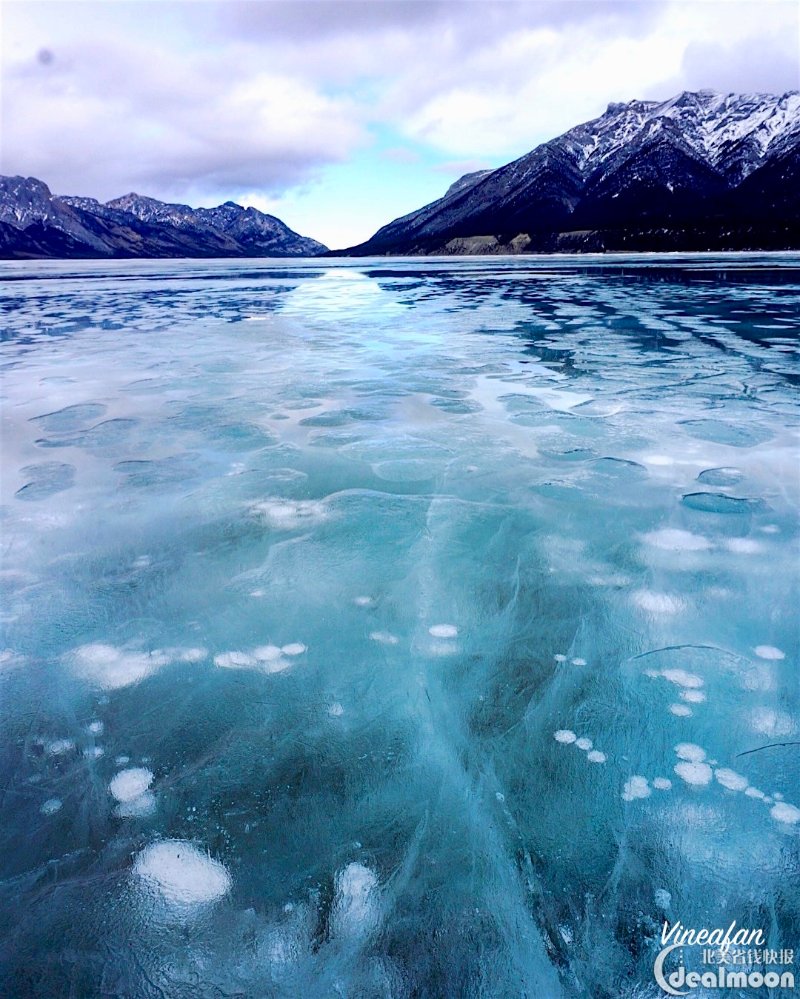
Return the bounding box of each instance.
[339,90,800,255]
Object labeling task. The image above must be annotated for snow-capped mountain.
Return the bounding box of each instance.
[342,90,800,255]
[0,180,327,259]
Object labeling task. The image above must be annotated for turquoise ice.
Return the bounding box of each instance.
[1,255,798,997]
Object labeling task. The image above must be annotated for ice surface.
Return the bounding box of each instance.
[1,255,798,997]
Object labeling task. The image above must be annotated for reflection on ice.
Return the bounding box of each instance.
[1,255,798,997]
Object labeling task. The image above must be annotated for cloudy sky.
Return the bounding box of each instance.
[2,0,798,247]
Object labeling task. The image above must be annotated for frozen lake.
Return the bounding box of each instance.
[1,254,798,997]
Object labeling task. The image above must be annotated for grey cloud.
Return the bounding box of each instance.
[219,0,667,46]
[680,35,799,95]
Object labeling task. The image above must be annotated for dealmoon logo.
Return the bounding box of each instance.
[654,943,795,995]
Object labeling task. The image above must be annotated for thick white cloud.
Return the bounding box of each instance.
[1,25,364,200]
[1,0,797,243]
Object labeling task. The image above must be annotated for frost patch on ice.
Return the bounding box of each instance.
[83,746,104,759]
[674,761,713,786]
[46,738,75,756]
[575,737,592,751]
[370,631,399,645]
[744,787,766,801]
[252,498,329,531]
[587,750,607,764]
[680,689,706,704]
[554,729,577,744]
[110,768,153,802]
[428,624,458,639]
[86,721,104,735]
[353,595,375,607]
[754,645,785,660]
[715,768,748,792]
[670,704,692,717]
[653,778,672,791]
[622,776,650,801]
[675,743,706,762]
[134,840,231,905]
[70,643,172,690]
[554,654,567,663]
[281,643,307,656]
[632,590,685,615]
[328,702,344,717]
[40,798,62,815]
[571,658,587,666]
[770,802,800,825]
[330,862,379,938]
[641,528,712,551]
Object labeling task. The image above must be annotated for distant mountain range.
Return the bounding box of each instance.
[339,90,800,255]
[2,90,798,260]
[0,177,327,258]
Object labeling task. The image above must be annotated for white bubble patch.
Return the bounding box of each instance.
[370,631,399,645]
[554,729,577,744]
[662,669,704,689]
[641,528,712,551]
[134,840,231,905]
[674,761,713,786]
[109,768,153,802]
[71,643,172,690]
[428,624,458,639]
[632,591,686,615]
[754,645,785,661]
[770,802,800,825]
[330,862,380,938]
[622,776,651,801]
[715,769,748,792]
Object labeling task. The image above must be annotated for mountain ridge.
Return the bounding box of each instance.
[337,89,800,255]
[0,180,327,259]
